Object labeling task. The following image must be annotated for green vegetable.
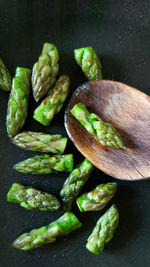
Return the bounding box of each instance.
[33,75,70,126]
[6,67,31,137]
[12,212,82,250]
[86,204,119,254]
[31,43,59,102]
[71,103,123,149]
[74,46,102,80]
[0,57,11,91]
[60,159,94,211]
[7,183,60,211]
[76,183,117,212]
[13,154,73,174]
[12,131,68,154]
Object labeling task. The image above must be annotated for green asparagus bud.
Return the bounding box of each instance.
[86,204,119,254]
[13,154,73,174]
[12,212,82,250]
[7,183,60,211]
[0,57,11,91]
[76,183,117,212]
[60,159,94,211]
[12,131,68,154]
[71,103,123,149]
[33,75,70,126]
[6,67,31,137]
[31,43,59,102]
[74,47,102,80]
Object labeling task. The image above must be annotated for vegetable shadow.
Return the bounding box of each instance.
[117,127,136,149]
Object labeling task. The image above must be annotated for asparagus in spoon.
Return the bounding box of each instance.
[71,102,123,149]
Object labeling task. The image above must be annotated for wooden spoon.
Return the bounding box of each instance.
[65,80,150,180]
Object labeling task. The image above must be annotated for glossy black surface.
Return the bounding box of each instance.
[0,1,150,267]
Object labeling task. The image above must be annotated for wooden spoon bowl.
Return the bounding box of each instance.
[65,80,150,180]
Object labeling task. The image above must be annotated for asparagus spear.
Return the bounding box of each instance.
[86,204,119,254]
[74,47,102,80]
[33,75,70,126]
[12,131,68,154]
[60,159,94,211]
[0,57,11,91]
[6,67,31,137]
[71,103,123,149]
[76,183,117,212]
[12,212,82,250]
[13,154,73,174]
[7,183,60,211]
[31,43,59,102]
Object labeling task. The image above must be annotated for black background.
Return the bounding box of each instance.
[0,1,150,267]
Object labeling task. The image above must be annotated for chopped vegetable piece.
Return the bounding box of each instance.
[12,131,68,154]
[32,43,59,102]
[6,67,31,137]
[13,154,74,174]
[76,183,117,212]
[86,205,119,254]
[0,57,11,91]
[33,75,70,126]
[74,46,102,80]
[60,158,94,211]
[7,183,60,211]
[12,212,82,250]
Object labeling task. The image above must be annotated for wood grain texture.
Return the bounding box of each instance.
[65,80,150,180]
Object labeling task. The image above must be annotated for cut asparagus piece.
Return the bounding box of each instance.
[74,46,102,80]
[12,131,68,154]
[13,154,74,174]
[76,183,117,212]
[7,183,60,211]
[71,103,123,149]
[0,57,11,91]
[6,67,31,137]
[86,204,119,254]
[12,212,82,250]
[33,75,70,126]
[60,159,94,211]
[31,43,59,102]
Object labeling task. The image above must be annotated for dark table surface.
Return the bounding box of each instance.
[0,1,150,267]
